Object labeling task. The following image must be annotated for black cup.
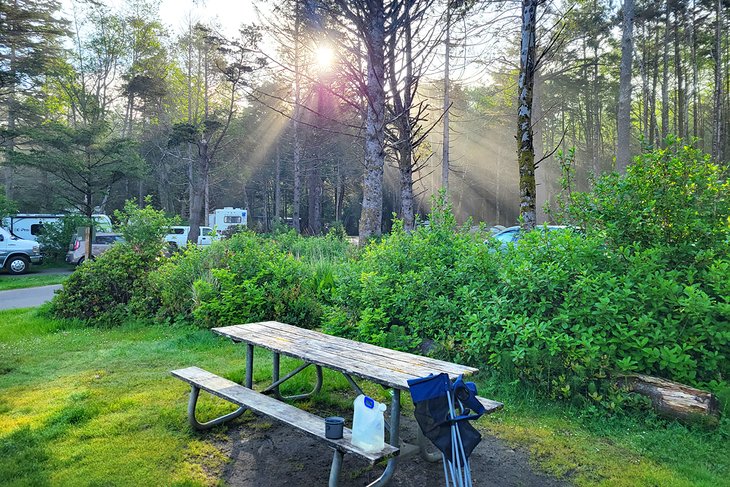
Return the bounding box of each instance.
[325,416,344,439]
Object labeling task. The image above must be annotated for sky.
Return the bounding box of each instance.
[151,0,259,37]
[60,0,260,38]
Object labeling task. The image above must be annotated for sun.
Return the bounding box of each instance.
[314,45,334,71]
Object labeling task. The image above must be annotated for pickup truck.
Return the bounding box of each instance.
[0,226,44,274]
[165,226,218,250]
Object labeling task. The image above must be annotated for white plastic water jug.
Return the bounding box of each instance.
[351,394,387,452]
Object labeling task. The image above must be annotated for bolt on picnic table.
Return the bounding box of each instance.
[172,321,503,486]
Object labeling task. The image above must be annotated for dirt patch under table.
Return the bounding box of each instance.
[217,414,568,487]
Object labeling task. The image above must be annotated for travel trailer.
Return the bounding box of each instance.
[208,207,247,234]
[2,213,113,241]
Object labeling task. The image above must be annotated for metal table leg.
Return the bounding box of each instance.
[417,428,441,463]
[329,449,344,487]
[245,343,254,388]
[268,352,323,400]
[186,385,246,431]
[272,352,281,397]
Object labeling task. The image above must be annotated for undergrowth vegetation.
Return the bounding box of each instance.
[50,143,729,411]
[1,308,727,486]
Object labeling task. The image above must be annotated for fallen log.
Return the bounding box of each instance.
[618,373,720,425]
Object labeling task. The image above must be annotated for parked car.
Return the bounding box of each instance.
[65,232,124,265]
[165,226,218,250]
[489,225,579,248]
[0,226,43,274]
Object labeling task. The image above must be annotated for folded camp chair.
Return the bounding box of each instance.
[407,373,486,487]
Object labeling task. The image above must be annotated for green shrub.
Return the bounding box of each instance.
[50,200,175,325]
[324,203,501,351]
[114,197,179,256]
[561,139,730,268]
[324,201,728,405]
[272,228,352,263]
[150,245,214,322]
[152,231,325,329]
[459,231,729,404]
[49,243,159,324]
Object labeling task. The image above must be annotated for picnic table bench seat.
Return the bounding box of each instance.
[172,366,399,464]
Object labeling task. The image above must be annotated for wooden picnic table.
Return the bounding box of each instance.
[207,321,501,485]
[214,321,481,389]
[174,321,503,486]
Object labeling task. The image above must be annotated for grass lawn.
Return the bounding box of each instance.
[0,273,70,291]
[0,308,727,486]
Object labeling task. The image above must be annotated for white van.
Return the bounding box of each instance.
[2,214,113,241]
[0,227,43,274]
[165,226,218,250]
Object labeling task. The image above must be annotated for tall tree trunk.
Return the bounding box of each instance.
[712,0,723,161]
[359,0,386,241]
[204,173,209,222]
[661,6,670,145]
[650,27,660,147]
[534,70,545,222]
[581,42,595,169]
[4,18,17,200]
[517,0,537,231]
[718,20,730,159]
[262,183,270,232]
[335,161,343,222]
[674,9,685,140]
[592,45,601,174]
[641,22,650,141]
[308,160,322,235]
[187,18,194,220]
[616,0,635,173]
[274,144,281,222]
[441,1,450,197]
[188,141,208,244]
[389,0,416,231]
[292,5,303,233]
[690,0,700,139]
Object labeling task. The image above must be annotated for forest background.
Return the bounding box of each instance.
[2,0,728,238]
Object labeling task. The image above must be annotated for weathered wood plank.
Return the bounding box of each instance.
[476,396,504,414]
[213,322,477,390]
[172,366,399,463]
[229,321,477,376]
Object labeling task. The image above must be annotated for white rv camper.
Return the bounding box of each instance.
[2,214,113,241]
[208,207,247,233]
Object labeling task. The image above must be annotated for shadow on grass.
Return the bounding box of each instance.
[0,395,99,486]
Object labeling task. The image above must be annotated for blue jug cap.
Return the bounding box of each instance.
[364,396,375,409]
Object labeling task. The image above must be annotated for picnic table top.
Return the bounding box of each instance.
[212,321,480,391]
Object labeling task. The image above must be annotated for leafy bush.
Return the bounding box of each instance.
[35,214,88,262]
[114,196,179,256]
[273,229,352,263]
[324,203,500,351]
[461,232,728,405]
[152,231,325,329]
[324,192,728,405]
[561,139,730,268]
[50,243,159,324]
[51,200,175,325]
